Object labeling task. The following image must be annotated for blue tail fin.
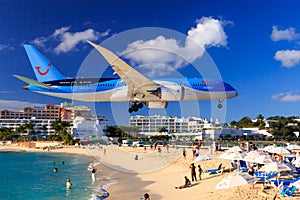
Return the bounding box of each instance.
[24,45,66,82]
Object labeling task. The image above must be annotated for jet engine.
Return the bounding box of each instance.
[147,101,168,108]
[160,85,184,101]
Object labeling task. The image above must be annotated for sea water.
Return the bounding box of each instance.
[0,151,108,200]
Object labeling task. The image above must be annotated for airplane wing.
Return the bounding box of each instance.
[13,75,54,89]
[88,41,160,101]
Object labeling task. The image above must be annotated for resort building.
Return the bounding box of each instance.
[0,102,108,139]
[129,115,272,140]
[129,115,224,138]
[72,116,108,140]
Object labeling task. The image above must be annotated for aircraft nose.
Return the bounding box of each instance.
[234,90,238,97]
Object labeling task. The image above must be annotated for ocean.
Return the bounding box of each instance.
[0,151,110,200]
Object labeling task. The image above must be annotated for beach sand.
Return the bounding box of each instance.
[0,142,296,199]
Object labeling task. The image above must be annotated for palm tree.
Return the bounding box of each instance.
[24,122,34,136]
[16,124,26,134]
[41,124,48,135]
[51,118,70,137]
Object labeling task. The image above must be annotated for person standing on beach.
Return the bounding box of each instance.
[91,168,97,182]
[66,179,72,190]
[190,163,197,182]
[198,165,203,180]
[183,149,186,159]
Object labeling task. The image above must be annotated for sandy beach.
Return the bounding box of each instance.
[0,142,296,200]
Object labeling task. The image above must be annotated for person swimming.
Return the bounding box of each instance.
[66,179,72,189]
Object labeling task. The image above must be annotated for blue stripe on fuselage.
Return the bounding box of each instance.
[27,78,236,93]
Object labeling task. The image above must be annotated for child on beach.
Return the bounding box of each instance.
[198,165,203,180]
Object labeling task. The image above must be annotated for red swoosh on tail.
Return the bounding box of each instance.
[35,66,49,76]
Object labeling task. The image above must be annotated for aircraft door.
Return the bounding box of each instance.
[71,82,77,92]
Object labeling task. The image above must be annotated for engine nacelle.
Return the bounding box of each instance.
[147,101,168,108]
[161,86,184,101]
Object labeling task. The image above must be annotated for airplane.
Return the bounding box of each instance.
[14,41,238,113]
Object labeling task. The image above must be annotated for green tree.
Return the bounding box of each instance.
[51,118,71,138]
[0,128,13,140]
[158,127,168,133]
[24,122,34,136]
[41,124,48,134]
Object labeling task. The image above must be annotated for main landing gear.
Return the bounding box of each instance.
[217,99,223,109]
[128,102,144,113]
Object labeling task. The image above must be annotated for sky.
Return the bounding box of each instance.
[1,0,300,125]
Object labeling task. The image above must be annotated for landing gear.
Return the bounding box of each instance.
[217,99,223,109]
[128,102,144,113]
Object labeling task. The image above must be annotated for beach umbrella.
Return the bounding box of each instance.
[290,179,300,189]
[292,158,300,167]
[219,152,246,161]
[287,144,300,151]
[258,162,294,173]
[244,151,263,162]
[216,173,259,189]
[227,146,245,153]
[268,147,291,155]
[253,155,278,164]
[194,154,212,162]
[262,145,276,152]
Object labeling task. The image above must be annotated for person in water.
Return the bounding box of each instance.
[66,179,72,189]
[91,168,97,182]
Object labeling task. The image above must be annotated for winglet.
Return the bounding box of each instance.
[87,41,120,64]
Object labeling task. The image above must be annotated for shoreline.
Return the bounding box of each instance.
[1,143,294,200]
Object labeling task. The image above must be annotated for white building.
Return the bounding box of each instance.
[130,115,272,140]
[72,116,108,140]
[130,115,218,133]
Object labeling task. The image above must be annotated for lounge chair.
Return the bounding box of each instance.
[239,160,249,172]
[205,163,224,174]
[281,185,297,197]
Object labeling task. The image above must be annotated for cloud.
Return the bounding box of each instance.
[53,28,101,54]
[272,92,300,102]
[0,44,14,51]
[121,17,229,76]
[31,26,110,54]
[274,50,300,67]
[270,26,300,41]
[0,100,46,111]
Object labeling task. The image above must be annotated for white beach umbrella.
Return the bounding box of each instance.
[262,145,276,152]
[216,173,259,189]
[227,146,245,153]
[268,147,292,155]
[244,151,263,162]
[258,162,294,173]
[219,152,246,160]
[253,155,278,164]
[292,158,300,167]
[194,154,212,162]
[287,144,300,151]
[291,179,300,189]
